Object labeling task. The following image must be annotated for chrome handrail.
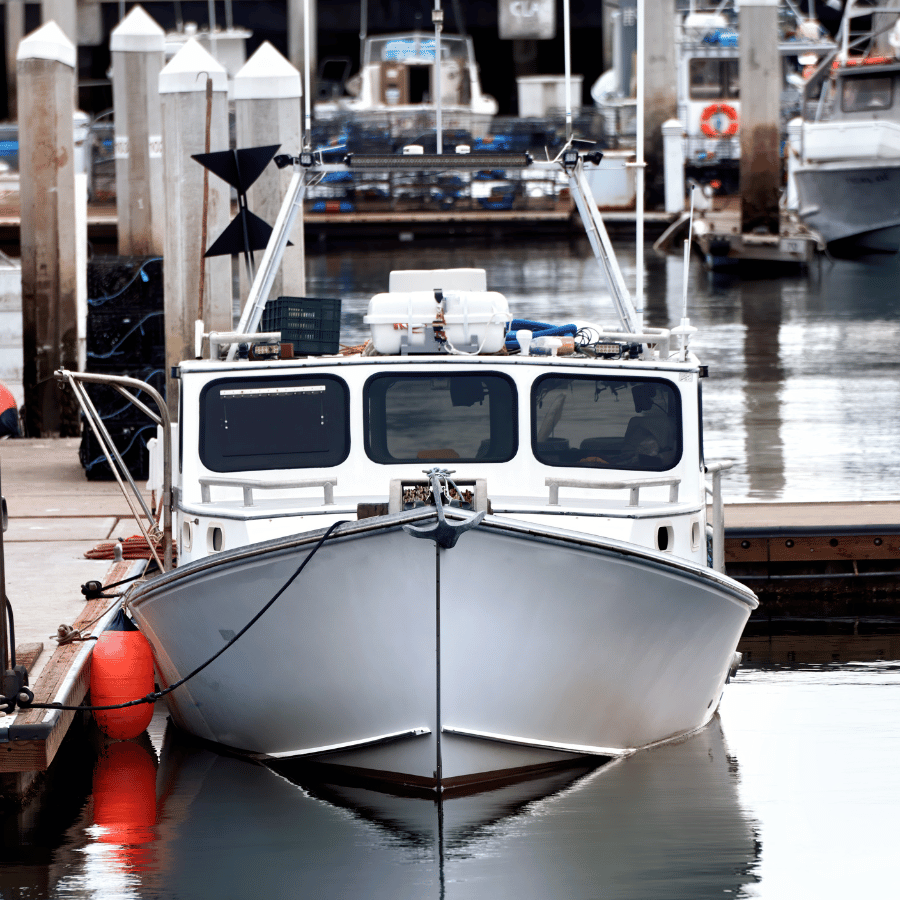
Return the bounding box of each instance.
[56,369,173,571]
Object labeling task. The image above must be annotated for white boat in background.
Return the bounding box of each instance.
[315,30,498,139]
[793,2,900,250]
[593,1,834,189]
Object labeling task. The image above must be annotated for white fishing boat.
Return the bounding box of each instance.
[593,1,834,186]
[315,30,498,140]
[792,1,900,250]
[55,0,756,795]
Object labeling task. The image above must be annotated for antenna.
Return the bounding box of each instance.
[673,185,698,361]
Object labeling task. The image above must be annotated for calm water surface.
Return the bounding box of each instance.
[3,240,900,897]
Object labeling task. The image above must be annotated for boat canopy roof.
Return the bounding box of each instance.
[363,32,473,67]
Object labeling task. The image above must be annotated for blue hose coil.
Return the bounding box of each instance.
[505,319,578,351]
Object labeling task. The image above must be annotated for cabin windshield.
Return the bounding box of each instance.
[367,34,468,65]
[365,372,517,464]
[199,375,350,472]
[689,58,739,100]
[532,375,683,471]
[841,73,893,112]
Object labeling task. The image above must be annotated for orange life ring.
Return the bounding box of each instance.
[700,103,739,138]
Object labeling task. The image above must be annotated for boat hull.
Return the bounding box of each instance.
[794,162,900,250]
[129,512,756,789]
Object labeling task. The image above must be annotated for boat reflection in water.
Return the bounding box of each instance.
[134,716,760,898]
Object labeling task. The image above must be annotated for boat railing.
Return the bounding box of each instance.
[198,476,337,507]
[704,460,733,573]
[55,368,173,571]
[545,476,681,507]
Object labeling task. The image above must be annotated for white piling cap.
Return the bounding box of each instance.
[17,21,76,68]
[234,42,302,100]
[111,6,165,53]
[159,39,227,94]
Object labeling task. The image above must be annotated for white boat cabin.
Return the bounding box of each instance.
[170,270,710,573]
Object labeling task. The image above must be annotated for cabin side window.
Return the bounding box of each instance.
[689,58,739,100]
[531,375,682,471]
[841,74,892,112]
[364,372,517,464]
[199,375,350,472]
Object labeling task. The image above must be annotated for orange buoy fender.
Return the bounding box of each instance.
[93,739,157,866]
[91,608,155,739]
[700,103,739,137]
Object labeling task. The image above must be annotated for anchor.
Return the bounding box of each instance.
[403,468,485,549]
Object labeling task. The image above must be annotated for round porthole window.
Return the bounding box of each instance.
[657,525,674,553]
[208,526,224,553]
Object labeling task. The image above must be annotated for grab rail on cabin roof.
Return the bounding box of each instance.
[545,476,681,507]
[198,476,337,507]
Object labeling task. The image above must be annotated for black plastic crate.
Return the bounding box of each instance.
[79,421,156,481]
[87,308,165,368]
[261,297,342,356]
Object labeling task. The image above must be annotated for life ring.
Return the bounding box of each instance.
[700,103,739,138]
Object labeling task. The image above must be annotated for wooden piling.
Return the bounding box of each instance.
[39,0,76,43]
[739,0,781,235]
[16,22,80,437]
[111,5,166,257]
[234,42,305,306]
[4,1,25,119]
[643,0,678,208]
[159,40,232,423]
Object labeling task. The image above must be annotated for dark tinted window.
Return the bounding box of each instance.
[365,372,517,464]
[532,374,682,471]
[841,74,892,112]
[200,375,349,472]
[689,58,739,100]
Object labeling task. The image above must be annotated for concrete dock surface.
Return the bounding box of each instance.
[1,437,147,683]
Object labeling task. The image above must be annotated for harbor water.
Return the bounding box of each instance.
[3,239,900,898]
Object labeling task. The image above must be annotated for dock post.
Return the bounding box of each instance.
[643,0,678,208]
[662,119,684,214]
[40,0,76,43]
[4,1,24,119]
[111,6,166,256]
[784,117,802,212]
[16,22,80,436]
[739,0,781,235]
[159,40,231,423]
[234,42,306,306]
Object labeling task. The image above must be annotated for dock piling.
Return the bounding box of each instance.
[234,42,306,305]
[111,6,166,257]
[159,40,231,421]
[16,21,80,436]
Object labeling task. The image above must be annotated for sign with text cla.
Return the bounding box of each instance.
[499,0,556,40]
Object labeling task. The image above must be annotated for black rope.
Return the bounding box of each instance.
[17,520,348,712]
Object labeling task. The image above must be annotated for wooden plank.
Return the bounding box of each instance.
[768,534,900,563]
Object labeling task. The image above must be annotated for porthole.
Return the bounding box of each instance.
[181,521,193,551]
[690,519,701,551]
[208,526,224,553]
[657,525,674,553]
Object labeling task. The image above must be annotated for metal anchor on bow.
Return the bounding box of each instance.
[402,468,485,549]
